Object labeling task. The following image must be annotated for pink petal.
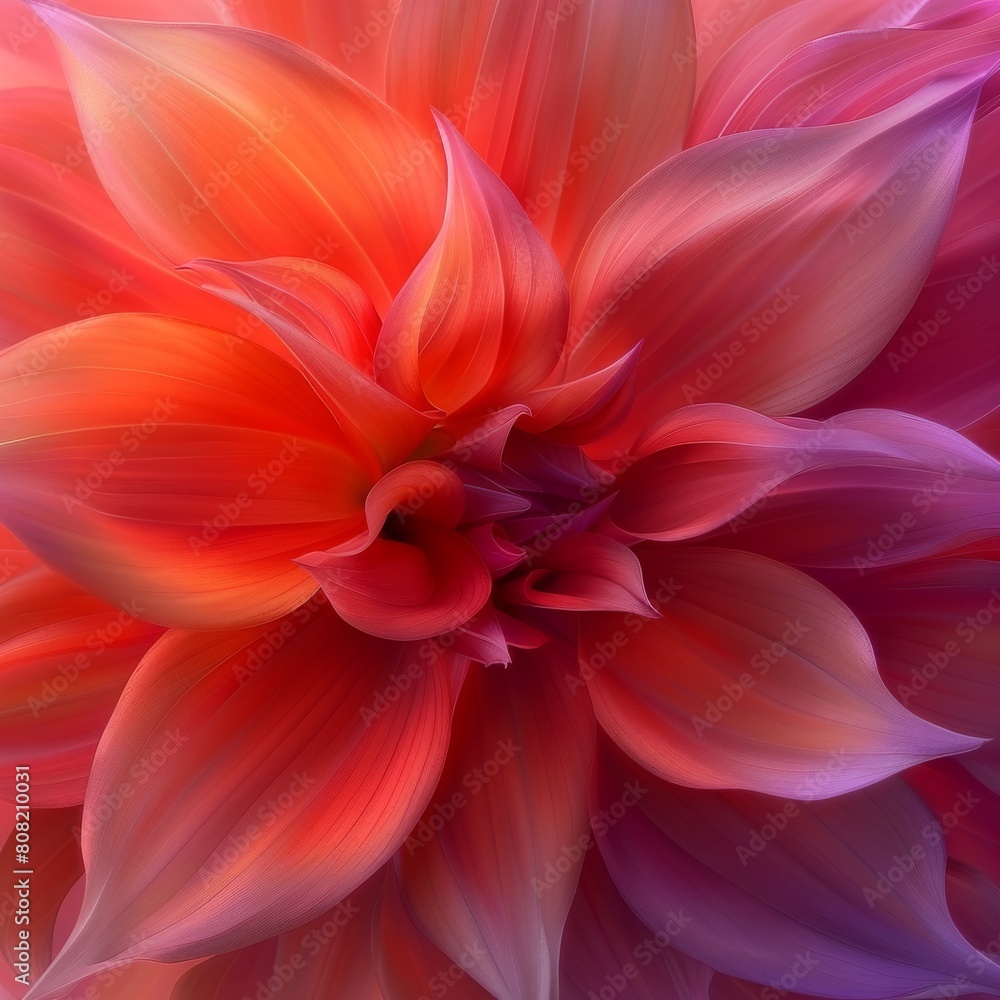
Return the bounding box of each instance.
[594,740,1000,998]
[385,0,695,266]
[583,545,978,798]
[26,605,457,1000]
[688,9,1000,140]
[502,533,654,616]
[715,412,1000,571]
[28,1,445,312]
[560,849,714,1000]
[612,406,1000,556]
[835,558,1000,738]
[397,643,595,1000]
[375,116,567,416]
[812,105,1000,428]
[569,79,981,442]
[0,315,374,630]
[0,563,162,807]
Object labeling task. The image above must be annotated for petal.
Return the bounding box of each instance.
[374,865,494,1000]
[28,605,457,1000]
[610,406,1000,551]
[397,644,596,1000]
[714,412,1000,570]
[559,849,714,1000]
[0,563,162,807]
[503,533,654,616]
[812,105,1000,428]
[0,88,243,349]
[0,806,83,982]
[835,558,1000,738]
[385,0,695,266]
[187,257,432,469]
[582,545,978,798]
[172,871,385,1000]
[688,8,1000,140]
[568,79,981,439]
[0,315,374,629]
[374,116,568,416]
[594,741,1000,998]
[228,0,395,97]
[29,1,445,311]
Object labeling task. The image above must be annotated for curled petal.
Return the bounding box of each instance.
[0,315,373,629]
[28,1,445,310]
[594,741,1000,999]
[375,116,568,415]
[582,546,978,797]
[570,79,981,440]
[27,606,457,1000]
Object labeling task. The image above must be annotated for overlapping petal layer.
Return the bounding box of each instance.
[28,606,458,999]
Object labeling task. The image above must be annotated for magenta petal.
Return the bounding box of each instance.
[594,740,1000,999]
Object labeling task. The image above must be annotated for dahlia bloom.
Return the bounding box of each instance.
[1,0,1000,997]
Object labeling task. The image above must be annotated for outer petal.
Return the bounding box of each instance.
[594,741,1000,999]
[0,562,162,806]
[688,9,1000,140]
[835,559,1000,739]
[397,643,595,1000]
[559,849,714,1000]
[228,0,395,96]
[568,79,980,436]
[0,88,242,348]
[172,872,385,1000]
[581,546,978,798]
[29,1,445,311]
[27,605,457,1000]
[385,0,695,266]
[715,414,1000,571]
[0,316,373,629]
[374,117,568,416]
[812,105,1000,428]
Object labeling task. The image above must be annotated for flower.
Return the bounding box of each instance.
[1,0,1000,997]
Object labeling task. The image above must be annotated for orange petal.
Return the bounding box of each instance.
[375,116,568,416]
[0,315,373,629]
[386,0,695,266]
[28,607,458,1000]
[0,88,243,348]
[29,1,445,311]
